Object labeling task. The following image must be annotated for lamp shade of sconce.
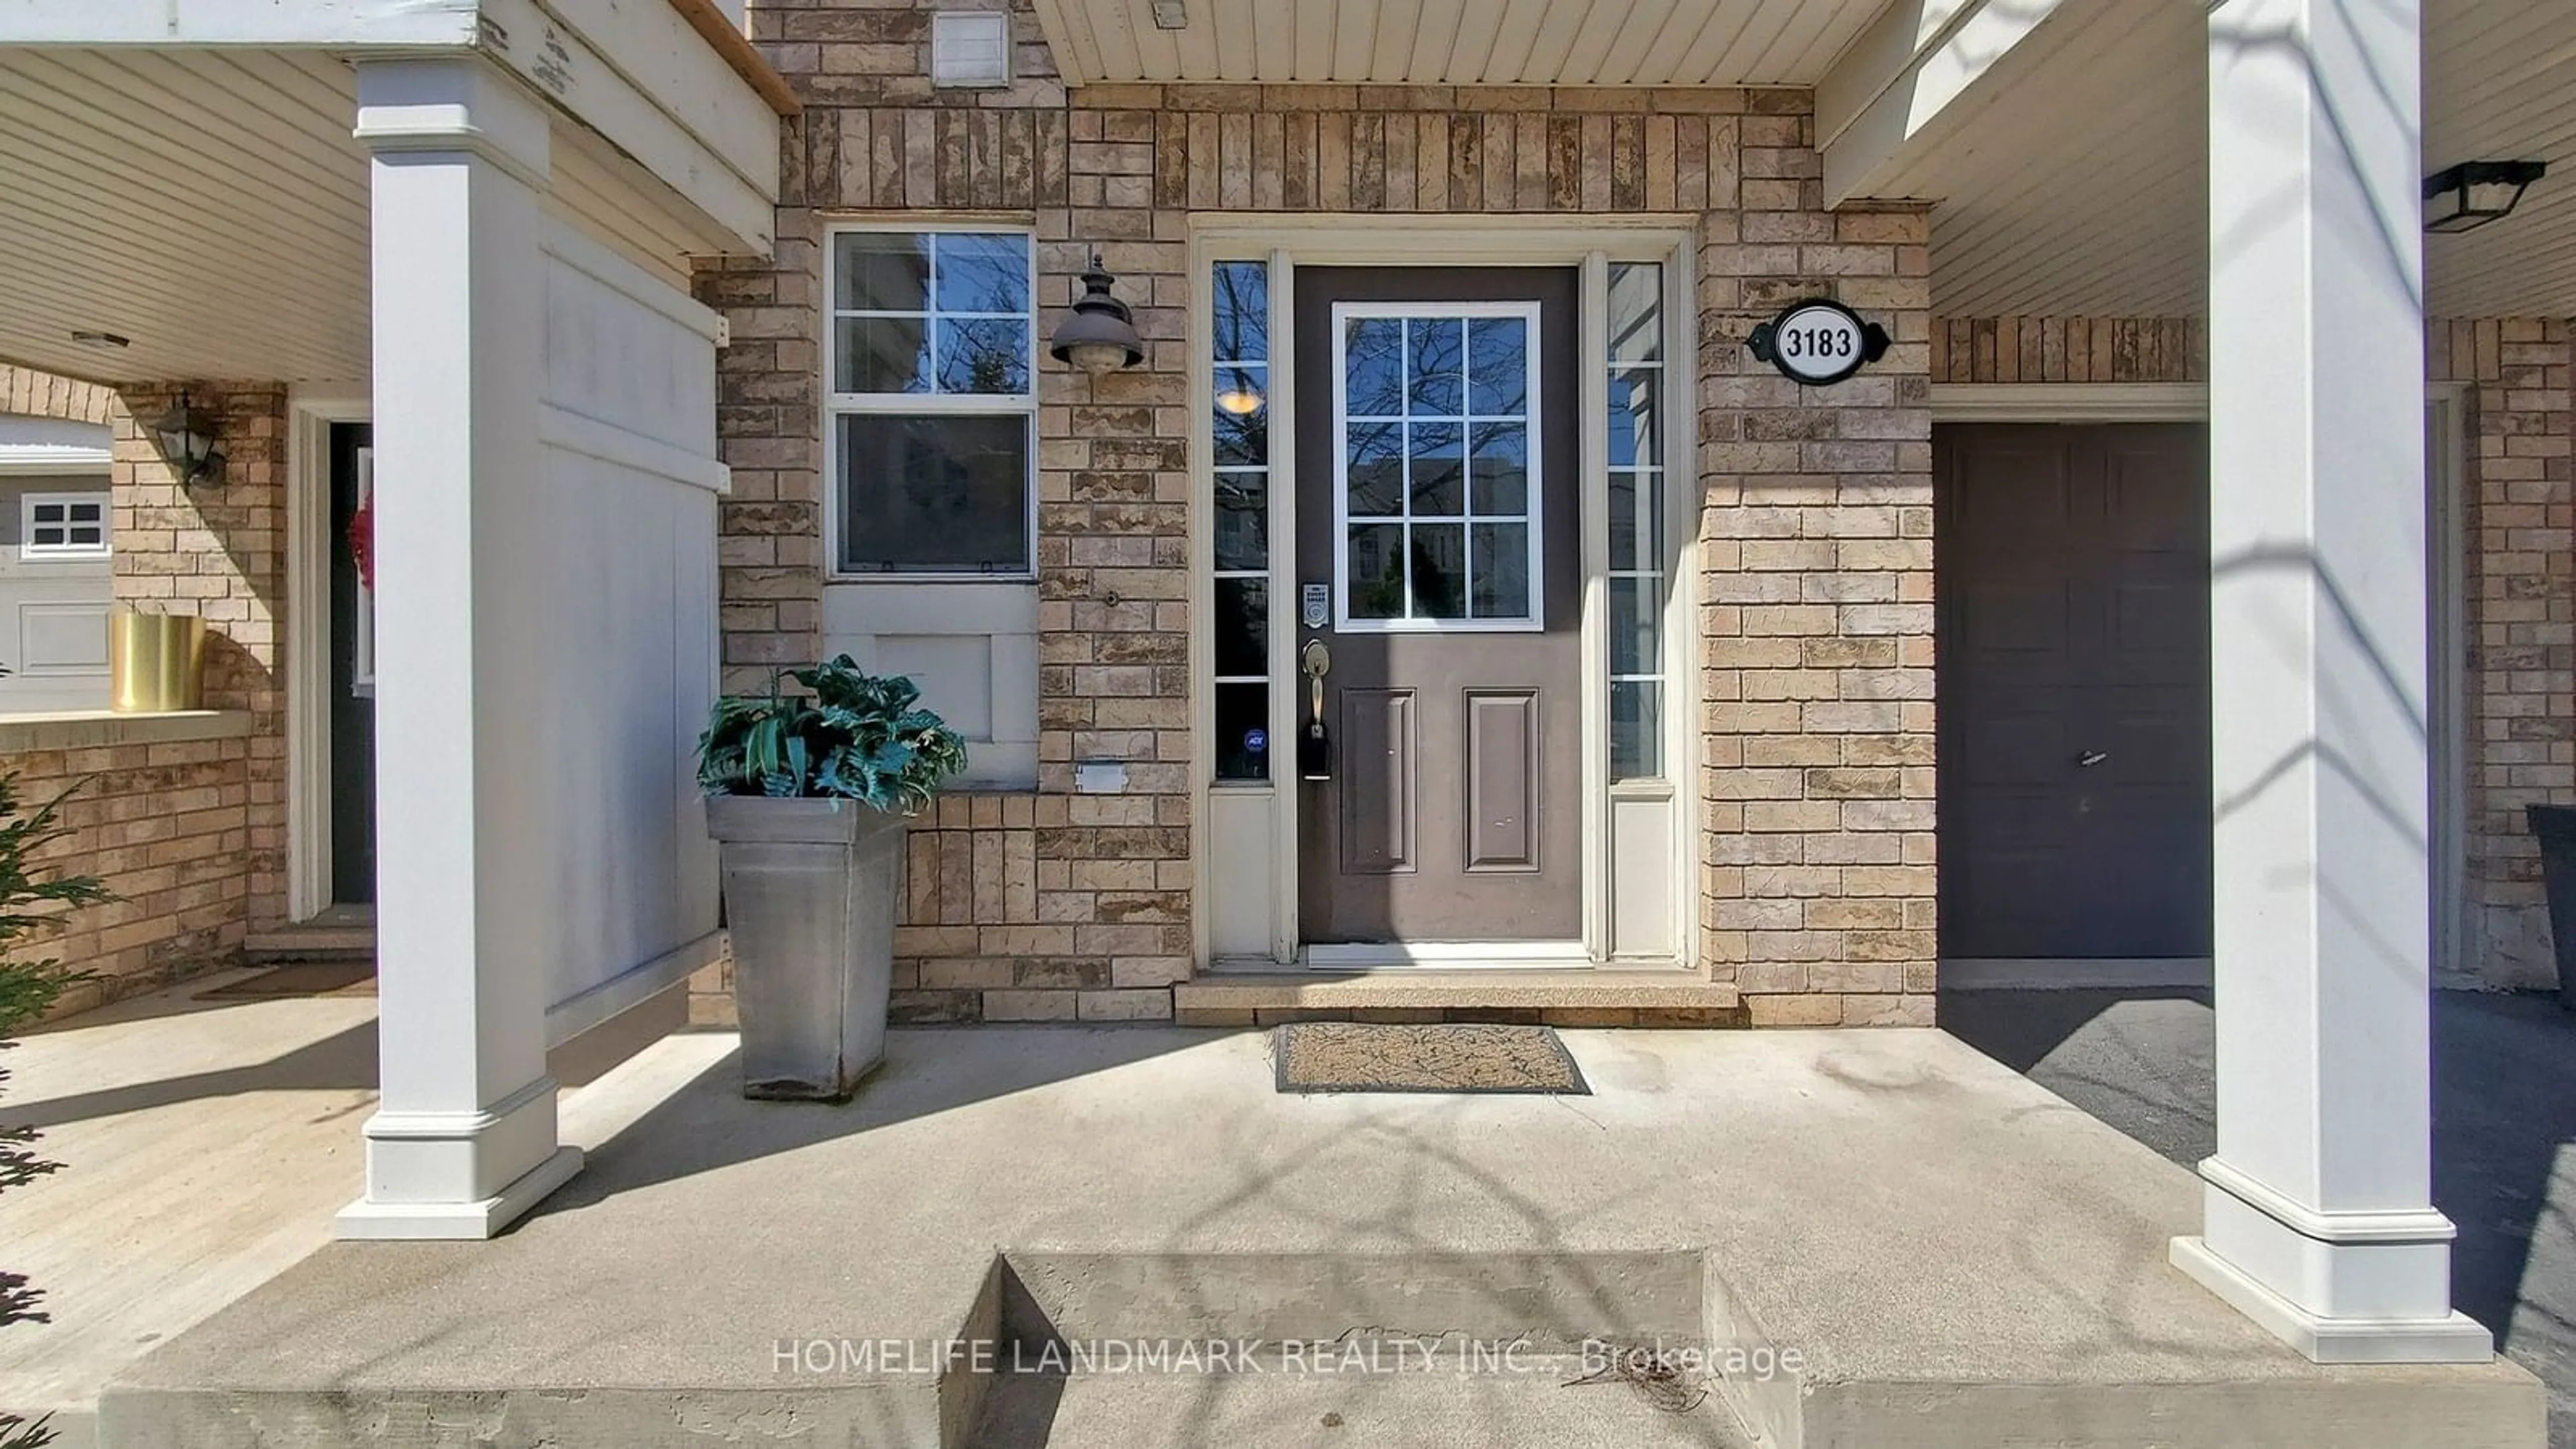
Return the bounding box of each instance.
[2424,160,2546,233]
[150,391,226,488]
[1214,380,1265,416]
[1048,253,1146,376]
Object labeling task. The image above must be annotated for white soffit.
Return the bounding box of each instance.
[1030,0,1894,87]
[1874,0,2576,319]
[0,46,374,384]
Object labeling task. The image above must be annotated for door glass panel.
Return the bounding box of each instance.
[1409,525,1466,619]
[1471,423,1527,515]
[1408,422,1464,515]
[1345,318,1403,416]
[1336,305,1540,629]
[1407,318,1464,415]
[1469,317,1528,414]
[1348,524,1407,619]
[1471,524,1529,618]
[1346,422,1404,517]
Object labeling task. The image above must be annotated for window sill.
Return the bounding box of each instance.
[0,708,254,753]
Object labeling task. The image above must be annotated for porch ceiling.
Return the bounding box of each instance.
[0,46,372,384]
[1029,0,1893,87]
[1887,0,2576,320]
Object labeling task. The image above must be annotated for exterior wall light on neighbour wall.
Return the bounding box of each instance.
[150,391,226,488]
[2424,160,2548,233]
[1049,253,1146,376]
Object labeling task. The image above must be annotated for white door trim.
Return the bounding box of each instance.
[1931,382,2210,422]
[1187,218,1700,977]
[286,392,368,924]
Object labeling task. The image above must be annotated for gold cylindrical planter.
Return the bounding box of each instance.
[109,612,209,713]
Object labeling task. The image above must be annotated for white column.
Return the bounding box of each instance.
[335,58,582,1239]
[2176,0,2487,1362]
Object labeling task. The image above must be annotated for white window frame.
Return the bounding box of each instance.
[823,221,1040,582]
[1329,299,1547,634]
[19,490,109,561]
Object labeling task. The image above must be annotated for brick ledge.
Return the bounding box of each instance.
[0,708,252,753]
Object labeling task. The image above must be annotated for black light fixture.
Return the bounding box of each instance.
[1049,252,1146,376]
[150,391,226,488]
[2424,160,2547,233]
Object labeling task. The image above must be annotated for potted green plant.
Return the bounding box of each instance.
[698,658,966,1100]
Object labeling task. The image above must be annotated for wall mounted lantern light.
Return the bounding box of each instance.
[150,391,226,488]
[2424,160,2547,233]
[1049,253,1146,376]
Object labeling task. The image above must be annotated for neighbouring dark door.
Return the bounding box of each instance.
[1935,423,2210,959]
[1293,267,1582,943]
[329,423,376,904]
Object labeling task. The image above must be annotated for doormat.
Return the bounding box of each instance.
[1273,1022,1590,1095]
[197,962,378,999]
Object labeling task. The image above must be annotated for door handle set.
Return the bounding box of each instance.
[1299,639,1332,781]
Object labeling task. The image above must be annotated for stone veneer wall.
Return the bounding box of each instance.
[1935,313,2576,993]
[1,377,288,1018]
[696,0,1937,1026]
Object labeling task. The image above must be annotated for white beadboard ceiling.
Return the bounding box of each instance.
[0,46,735,389]
[1031,0,1892,87]
[0,46,373,384]
[1895,0,2576,319]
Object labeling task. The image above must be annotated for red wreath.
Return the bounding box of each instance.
[345,496,375,592]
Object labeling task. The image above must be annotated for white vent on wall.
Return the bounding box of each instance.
[931,12,1012,89]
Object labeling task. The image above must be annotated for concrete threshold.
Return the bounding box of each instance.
[1174,970,1744,1026]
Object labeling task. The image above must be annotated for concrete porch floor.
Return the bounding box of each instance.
[58,1019,2539,1447]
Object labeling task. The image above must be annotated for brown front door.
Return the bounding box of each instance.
[1935,423,2213,959]
[1293,267,1582,945]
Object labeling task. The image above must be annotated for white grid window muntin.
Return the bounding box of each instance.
[1607,261,1667,782]
[1331,301,1545,633]
[826,225,1039,578]
[21,492,108,559]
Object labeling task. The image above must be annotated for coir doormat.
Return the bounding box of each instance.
[1273,1022,1591,1095]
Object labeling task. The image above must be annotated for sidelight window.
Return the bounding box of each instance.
[1606,262,1667,781]
[1211,260,1273,783]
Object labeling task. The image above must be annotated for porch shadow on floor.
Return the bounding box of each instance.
[99,1025,2543,1448]
[1941,985,2576,1444]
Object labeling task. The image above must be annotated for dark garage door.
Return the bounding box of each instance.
[1935,423,2211,961]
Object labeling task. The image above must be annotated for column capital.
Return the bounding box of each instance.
[352,56,551,189]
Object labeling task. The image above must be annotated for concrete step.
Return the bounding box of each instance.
[971,1364,1754,1448]
[1173,970,1743,1026]
[241,926,374,963]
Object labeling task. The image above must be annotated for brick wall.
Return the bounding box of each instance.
[1929,317,2205,383]
[698,0,1935,1026]
[111,384,290,938]
[0,376,286,1018]
[1702,209,1936,1027]
[4,731,255,1019]
[0,365,113,425]
[2432,319,2576,990]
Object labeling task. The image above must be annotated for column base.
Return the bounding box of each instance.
[2172,1235,2491,1363]
[336,1144,584,1241]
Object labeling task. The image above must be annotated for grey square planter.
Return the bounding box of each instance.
[706,794,910,1101]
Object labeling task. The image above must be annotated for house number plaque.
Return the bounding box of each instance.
[1748,298,1891,388]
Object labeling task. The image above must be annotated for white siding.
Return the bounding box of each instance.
[527,221,727,1023]
[1034,0,1887,86]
